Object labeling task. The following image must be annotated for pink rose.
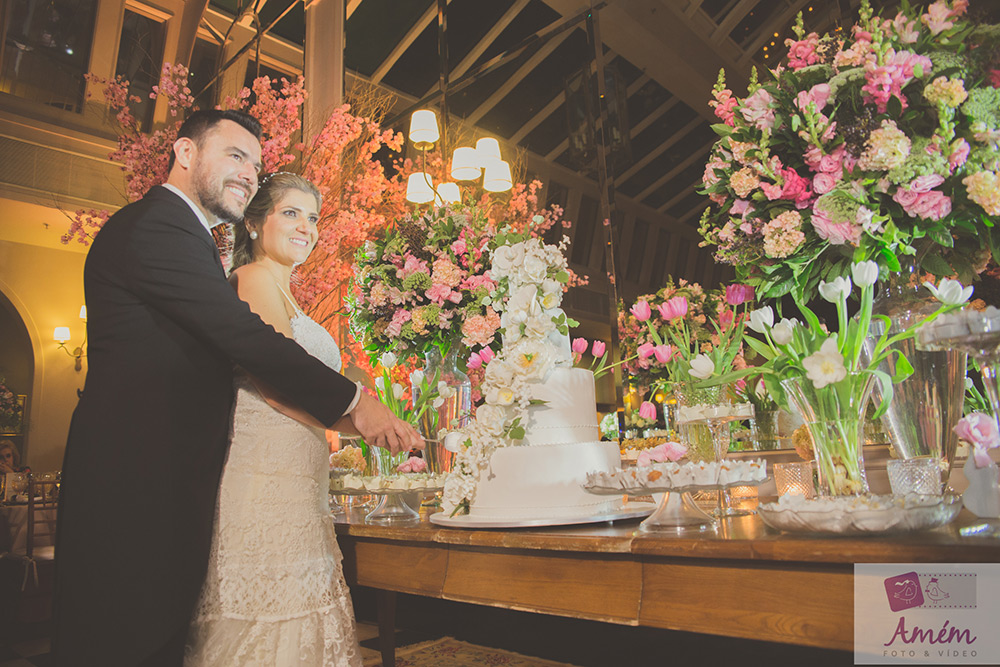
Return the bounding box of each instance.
[893,187,919,208]
[637,343,656,360]
[592,340,606,357]
[658,296,689,320]
[637,441,688,466]
[779,168,813,208]
[630,301,651,322]
[397,457,428,473]
[954,412,1000,467]
[638,401,657,421]
[811,206,862,245]
[813,172,838,195]
[949,139,970,171]
[910,174,945,193]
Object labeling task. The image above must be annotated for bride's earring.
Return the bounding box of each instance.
[249,230,258,240]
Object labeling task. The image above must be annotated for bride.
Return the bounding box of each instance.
[186,173,362,666]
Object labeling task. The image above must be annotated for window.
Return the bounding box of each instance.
[115,9,165,131]
[0,0,99,111]
[189,37,221,109]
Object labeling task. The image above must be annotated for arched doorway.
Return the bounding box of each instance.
[0,290,34,462]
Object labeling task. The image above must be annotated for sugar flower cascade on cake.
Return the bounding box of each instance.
[441,232,622,518]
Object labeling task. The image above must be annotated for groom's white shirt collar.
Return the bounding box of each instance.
[162,183,219,236]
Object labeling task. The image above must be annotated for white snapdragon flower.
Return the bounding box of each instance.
[819,276,852,303]
[379,351,398,368]
[851,260,879,287]
[688,354,715,379]
[747,306,774,333]
[923,278,973,306]
[802,337,847,389]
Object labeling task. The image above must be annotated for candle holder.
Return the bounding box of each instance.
[773,461,816,499]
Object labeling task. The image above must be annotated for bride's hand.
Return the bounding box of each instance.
[348,391,425,455]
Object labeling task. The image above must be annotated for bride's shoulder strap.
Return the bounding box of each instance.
[274,282,304,316]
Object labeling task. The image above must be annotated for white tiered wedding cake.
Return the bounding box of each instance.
[437,235,623,521]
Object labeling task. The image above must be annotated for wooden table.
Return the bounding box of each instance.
[334,507,1000,666]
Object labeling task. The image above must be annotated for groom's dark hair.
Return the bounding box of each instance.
[167,109,263,172]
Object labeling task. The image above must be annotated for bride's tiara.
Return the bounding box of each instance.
[260,171,298,185]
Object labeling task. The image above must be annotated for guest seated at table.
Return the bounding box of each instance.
[0,440,28,474]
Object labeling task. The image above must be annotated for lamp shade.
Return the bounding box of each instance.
[483,159,513,192]
[436,182,461,204]
[475,137,502,166]
[450,147,481,181]
[79,305,87,320]
[409,110,439,147]
[54,326,71,343]
[405,172,436,204]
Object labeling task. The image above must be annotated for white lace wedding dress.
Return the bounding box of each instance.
[186,310,363,666]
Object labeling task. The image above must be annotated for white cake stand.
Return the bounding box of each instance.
[428,501,656,528]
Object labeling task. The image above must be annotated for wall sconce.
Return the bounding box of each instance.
[54,305,87,371]
[404,109,512,205]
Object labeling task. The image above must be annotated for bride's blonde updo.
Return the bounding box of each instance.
[231,172,322,271]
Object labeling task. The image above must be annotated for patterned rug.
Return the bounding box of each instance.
[362,636,581,667]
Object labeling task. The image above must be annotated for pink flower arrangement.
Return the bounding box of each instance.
[698,0,1000,301]
[636,441,688,467]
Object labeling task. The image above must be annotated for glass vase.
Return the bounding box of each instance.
[861,257,966,487]
[781,373,876,497]
[672,383,722,462]
[411,338,471,474]
[749,408,780,451]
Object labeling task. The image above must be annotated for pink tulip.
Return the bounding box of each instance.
[467,352,483,370]
[657,296,688,320]
[479,347,495,364]
[638,401,657,421]
[592,340,606,357]
[954,412,1000,467]
[725,284,754,306]
[572,338,588,355]
[653,344,674,364]
[630,301,652,321]
[637,342,656,359]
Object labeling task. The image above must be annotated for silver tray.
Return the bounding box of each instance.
[331,485,443,496]
[757,493,963,535]
[428,501,656,529]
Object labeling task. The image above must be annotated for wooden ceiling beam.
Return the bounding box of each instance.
[637,135,714,201]
[617,115,702,184]
[371,0,453,85]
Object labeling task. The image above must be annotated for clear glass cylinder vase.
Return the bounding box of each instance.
[781,373,876,496]
[861,257,966,485]
[411,339,472,474]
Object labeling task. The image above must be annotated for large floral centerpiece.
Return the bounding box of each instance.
[0,379,23,433]
[739,261,971,494]
[441,232,576,515]
[348,203,501,364]
[698,0,1000,301]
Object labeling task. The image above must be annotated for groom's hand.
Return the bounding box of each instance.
[350,391,425,455]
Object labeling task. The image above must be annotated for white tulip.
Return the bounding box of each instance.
[379,351,398,368]
[688,354,715,380]
[923,278,973,306]
[410,370,425,387]
[771,319,794,345]
[437,381,455,399]
[851,260,879,287]
[392,383,405,400]
[819,276,852,303]
[747,306,774,333]
[965,377,974,391]
[802,337,847,389]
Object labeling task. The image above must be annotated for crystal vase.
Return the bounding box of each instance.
[861,258,966,486]
[781,373,876,496]
[672,383,721,462]
[411,338,471,474]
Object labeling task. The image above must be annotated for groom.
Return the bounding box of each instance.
[53,109,422,666]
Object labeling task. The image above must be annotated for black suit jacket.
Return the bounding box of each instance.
[53,186,357,665]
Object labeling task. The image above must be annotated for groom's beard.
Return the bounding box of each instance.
[194,166,250,225]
